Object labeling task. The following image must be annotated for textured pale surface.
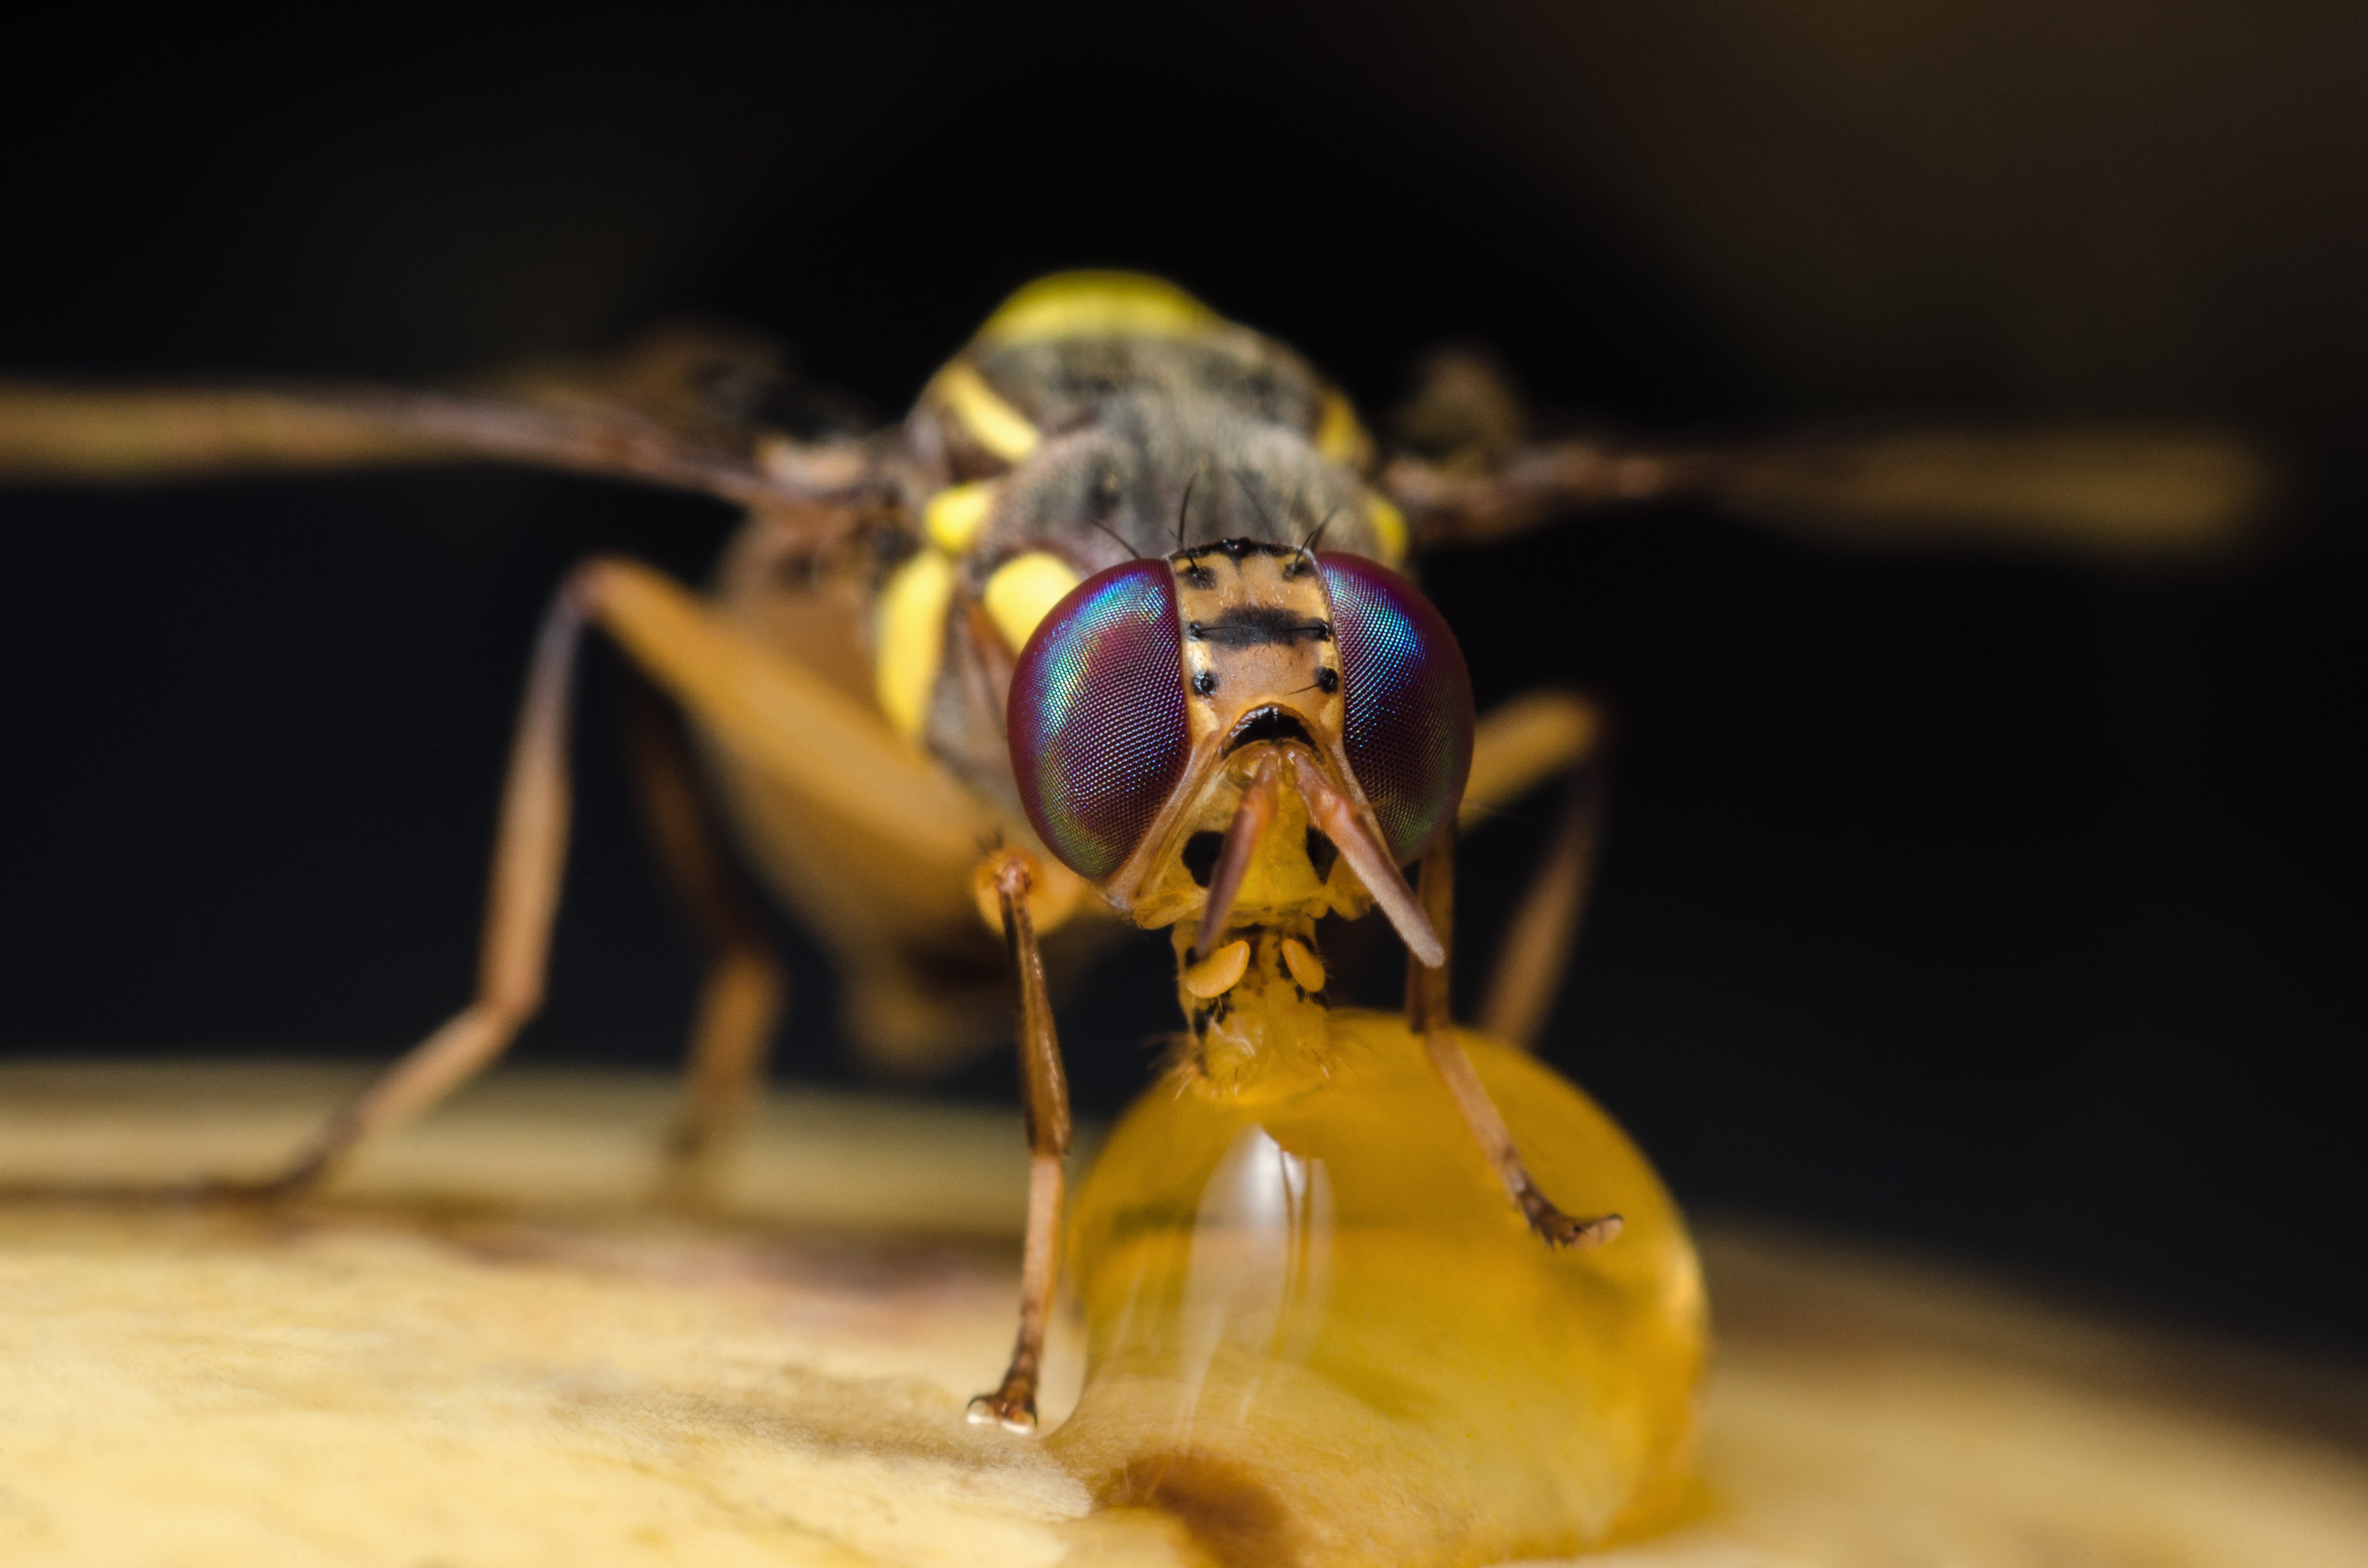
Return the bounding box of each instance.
[1,1062,2365,1567]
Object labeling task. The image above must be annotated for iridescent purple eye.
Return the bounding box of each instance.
[1318,552,1474,863]
[1008,560,1190,880]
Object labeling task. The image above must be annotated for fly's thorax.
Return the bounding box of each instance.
[925,270,1346,477]
[875,272,1410,794]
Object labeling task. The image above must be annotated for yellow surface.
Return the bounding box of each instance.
[1056,1015,1705,1567]
[2,1062,2365,1567]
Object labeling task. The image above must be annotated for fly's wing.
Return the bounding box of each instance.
[1384,351,2276,557]
[0,326,883,512]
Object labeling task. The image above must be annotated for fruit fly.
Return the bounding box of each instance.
[0,271,2270,1432]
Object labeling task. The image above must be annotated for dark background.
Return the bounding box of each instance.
[3,4,2361,1356]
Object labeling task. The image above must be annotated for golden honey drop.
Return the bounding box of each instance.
[1051,1011,1707,1568]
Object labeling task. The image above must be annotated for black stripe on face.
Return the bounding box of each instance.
[1186,606,1332,646]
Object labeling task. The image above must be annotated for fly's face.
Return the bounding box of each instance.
[1007,538,1473,1049]
[1138,540,1347,935]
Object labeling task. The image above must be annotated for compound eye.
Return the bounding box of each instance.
[1317,552,1475,864]
[1008,559,1190,880]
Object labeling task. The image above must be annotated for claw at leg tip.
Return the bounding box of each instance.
[966,1393,1038,1434]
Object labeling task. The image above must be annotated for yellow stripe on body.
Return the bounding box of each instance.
[1366,494,1409,564]
[929,362,1040,464]
[1315,390,1372,469]
[875,550,957,740]
[982,551,1084,652]
[979,272,1218,346]
[924,480,998,554]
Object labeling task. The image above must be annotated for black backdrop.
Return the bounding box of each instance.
[4,3,2362,1356]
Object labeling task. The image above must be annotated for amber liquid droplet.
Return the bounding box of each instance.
[1049,1011,1707,1568]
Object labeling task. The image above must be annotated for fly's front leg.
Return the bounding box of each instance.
[968,846,1073,1435]
[617,672,786,1186]
[1408,829,1621,1251]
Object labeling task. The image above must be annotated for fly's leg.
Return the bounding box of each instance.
[617,671,786,1188]
[1408,829,1621,1251]
[1475,751,1608,1050]
[246,555,999,1196]
[1403,822,1457,1035]
[1461,691,1608,1052]
[250,578,593,1194]
[968,847,1073,1435]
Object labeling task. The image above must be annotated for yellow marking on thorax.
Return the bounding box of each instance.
[978,271,1218,346]
[1315,389,1373,470]
[928,361,1040,463]
[982,551,1084,652]
[923,479,997,553]
[875,550,956,740]
[1366,493,1409,564]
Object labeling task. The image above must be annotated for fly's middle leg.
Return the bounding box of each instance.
[240,573,594,1194]
[1462,691,1609,1052]
[239,554,1000,1197]
[617,670,786,1195]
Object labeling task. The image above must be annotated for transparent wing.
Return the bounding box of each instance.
[1383,348,2275,557]
[1388,426,2275,557]
[0,327,880,507]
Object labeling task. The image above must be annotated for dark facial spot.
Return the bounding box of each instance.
[1316,666,1340,694]
[1183,562,1215,588]
[1305,827,1339,882]
[1193,669,1218,697]
[1182,831,1226,888]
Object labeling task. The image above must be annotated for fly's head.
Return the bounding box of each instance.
[1007,538,1472,1073]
